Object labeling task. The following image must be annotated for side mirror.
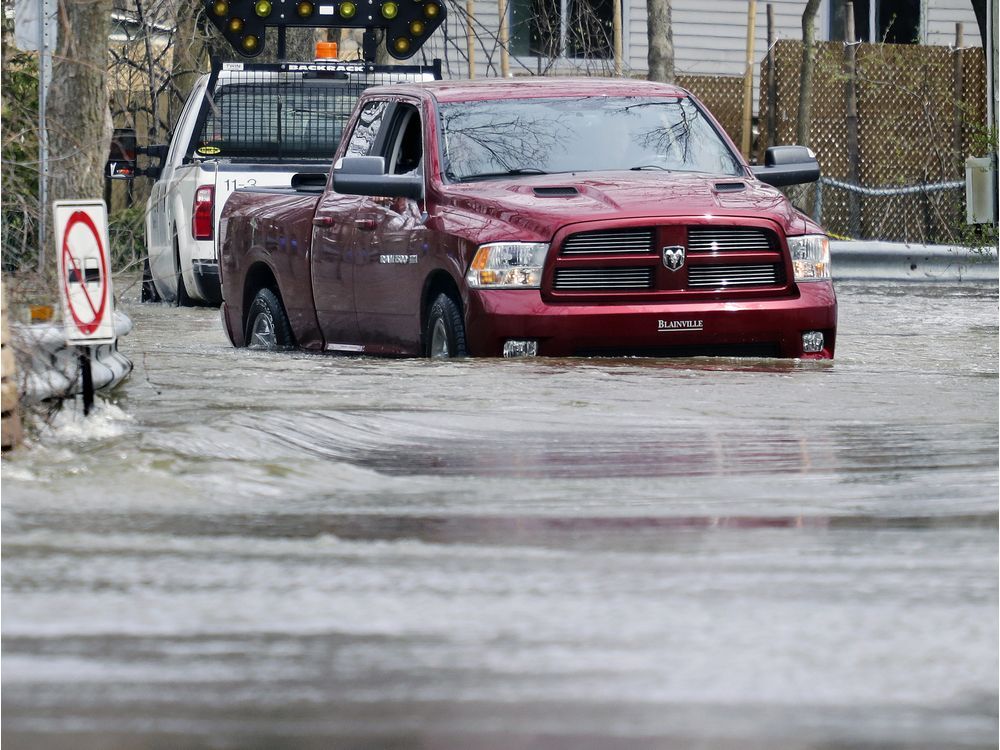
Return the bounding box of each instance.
[105,128,137,180]
[333,156,424,201]
[106,134,169,180]
[751,146,820,187]
[138,144,169,179]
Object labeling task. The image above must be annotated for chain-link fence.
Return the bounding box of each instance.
[760,39,989,244]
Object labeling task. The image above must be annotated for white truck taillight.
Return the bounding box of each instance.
[192,185,215,240]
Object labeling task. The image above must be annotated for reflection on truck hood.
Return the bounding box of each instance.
[438,171,817,241]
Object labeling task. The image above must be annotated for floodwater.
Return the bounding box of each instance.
[2,280,998,749]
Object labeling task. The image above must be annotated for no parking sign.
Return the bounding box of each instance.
[53,200,116,345]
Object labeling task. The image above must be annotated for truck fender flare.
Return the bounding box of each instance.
[242,261,283,326]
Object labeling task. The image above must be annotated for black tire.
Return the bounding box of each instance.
[141,258,161,303]
[425,293,467,358]
[174,239,191,307]
[244,288,295,350]
[176,272,191,307]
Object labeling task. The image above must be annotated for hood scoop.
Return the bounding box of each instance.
[533,186,580,198]
[714,181,747,193]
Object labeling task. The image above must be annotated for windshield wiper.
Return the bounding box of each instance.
[456,167,549,182]
[630,165,671,171]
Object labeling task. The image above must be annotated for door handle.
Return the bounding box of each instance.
[354,218,377,231]
[312,216,334,227]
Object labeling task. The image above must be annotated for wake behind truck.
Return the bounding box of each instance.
[219,77,837,359]
[120,54,440,306]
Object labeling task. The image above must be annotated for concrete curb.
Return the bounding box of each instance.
[830,240,999,282]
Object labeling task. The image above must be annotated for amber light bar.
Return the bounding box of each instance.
[203,0,445,59]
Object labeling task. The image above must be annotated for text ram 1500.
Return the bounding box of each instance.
[218,78,837,359]
[139,55,440,306]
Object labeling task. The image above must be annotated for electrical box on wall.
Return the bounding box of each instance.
[965,156,998,225]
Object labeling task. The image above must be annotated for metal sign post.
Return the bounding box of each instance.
[53,200,117,416]
[13,0,57,265]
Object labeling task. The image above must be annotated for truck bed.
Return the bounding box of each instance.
[219,188,325,347]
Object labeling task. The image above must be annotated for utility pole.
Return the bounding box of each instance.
[36,0,54,272]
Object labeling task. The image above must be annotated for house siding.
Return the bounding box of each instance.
[419,0,979,81]
[924,0,983,46]
[630,0,825,79]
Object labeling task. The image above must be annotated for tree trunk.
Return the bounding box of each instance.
[46,0,114,219]
[646,0,674,83]
[170,0,209,119]
[277,28,319,61]
[796,0,821,146]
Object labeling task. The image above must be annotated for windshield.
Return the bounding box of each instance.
[438,96,744,182]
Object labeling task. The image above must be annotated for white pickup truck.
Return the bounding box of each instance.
[138,57,441,305]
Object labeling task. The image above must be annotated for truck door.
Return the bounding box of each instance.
[352,102,429,354]
[311,100,390,349]
[147,79,204,300]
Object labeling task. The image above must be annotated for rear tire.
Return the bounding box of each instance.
[141,258,161,303]
[174,240,191,307]
[245,288,294,350]
[425,293,467,358]
[176,273,191,306]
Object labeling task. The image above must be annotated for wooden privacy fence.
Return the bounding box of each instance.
[760,38,987,244]
[677,74,746,152]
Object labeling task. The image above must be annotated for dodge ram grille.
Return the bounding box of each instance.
[561,229,655,255]
[687,227,772,253]
[554,267,654,290]
[550,224,788,298]
[688,264,781,287]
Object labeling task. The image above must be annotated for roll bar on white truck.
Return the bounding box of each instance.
[111,55,441,305]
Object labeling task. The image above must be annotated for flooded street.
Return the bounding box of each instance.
[2,280,998,749]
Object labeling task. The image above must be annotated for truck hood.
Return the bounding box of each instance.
[437,171,821,241]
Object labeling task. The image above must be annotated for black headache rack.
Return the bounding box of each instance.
[184,57,442,164]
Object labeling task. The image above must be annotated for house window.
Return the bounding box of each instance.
[828,0,920,43]
[511,0,616,59]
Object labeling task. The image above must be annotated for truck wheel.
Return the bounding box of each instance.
[175,273,191,307]
[174,239,191,307]
[425,293,467,358]
[245,288,294,349]
[141,258,161,303]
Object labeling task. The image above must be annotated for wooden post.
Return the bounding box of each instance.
[845,2,860,236]
[466,0,476,78]
[498,0,510,78]
[613,0,623,76]
[766,3,776,149]
[741,0,758,159]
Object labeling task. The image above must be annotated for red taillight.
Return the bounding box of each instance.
[192,185,214,240]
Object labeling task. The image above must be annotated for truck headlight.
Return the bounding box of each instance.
[788,235,831,281]
[467,242,548,289]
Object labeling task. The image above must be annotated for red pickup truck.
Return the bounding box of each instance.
[219,78,836,359]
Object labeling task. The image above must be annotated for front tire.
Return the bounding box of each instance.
[425,293,467,358]
[245,288,294,349]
